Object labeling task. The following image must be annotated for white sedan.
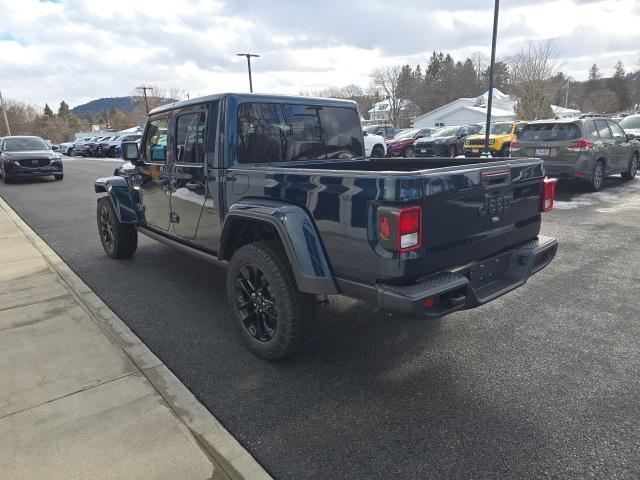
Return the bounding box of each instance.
[363,131,387,158]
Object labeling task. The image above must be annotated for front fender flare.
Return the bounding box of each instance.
[220,200,338,295]
[94,176,140,224]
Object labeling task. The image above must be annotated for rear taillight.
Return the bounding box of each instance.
[378,206,422,253]
[539,178,556,212]
[567,139,592,152]
[510,138,520,152]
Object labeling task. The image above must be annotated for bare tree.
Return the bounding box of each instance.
[370,66,403,125]
[470,52,489,79]
[506,40,563,119]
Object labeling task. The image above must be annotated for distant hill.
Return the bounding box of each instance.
[71,96,175,119]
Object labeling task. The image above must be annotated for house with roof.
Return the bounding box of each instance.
[367,99,419,128]
[412,89,518,128]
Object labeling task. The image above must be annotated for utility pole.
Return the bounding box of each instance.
[136,86,152,113]
[236,53,260,93]
[0,90,11,136]
[483,0,500,157]
[103,109,109,131]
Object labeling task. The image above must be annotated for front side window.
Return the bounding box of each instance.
[144,118,168,162]
[237,102,364,164]
[595,119,611,139]
[175,111,207,164]
[608,121,626,140]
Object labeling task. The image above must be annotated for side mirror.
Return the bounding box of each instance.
[362,130,368,136]
[627,133,635,141]
[122,141,140,163]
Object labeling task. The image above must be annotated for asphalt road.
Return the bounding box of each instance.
[2,157,640,479]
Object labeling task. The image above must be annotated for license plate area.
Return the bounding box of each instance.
[466,251,512,290]
[535,148,550,156]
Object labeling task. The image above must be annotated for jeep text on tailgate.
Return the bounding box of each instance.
[94,93,558,359]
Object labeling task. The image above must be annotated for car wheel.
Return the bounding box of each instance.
[449,145,458,157]
[500,145,510,158]
[588,160,605,192]
[96,196,138,259]
[69,148,75,156]
[371,145,385,158]
[54,173,64,181]
[405,146,415,158]
[227,240,318,360]
[621,153,639,181]
[2,171,11,184]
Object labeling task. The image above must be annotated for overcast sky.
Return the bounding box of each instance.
[1,0,639,107]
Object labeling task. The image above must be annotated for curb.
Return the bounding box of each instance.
[0,196,272,480]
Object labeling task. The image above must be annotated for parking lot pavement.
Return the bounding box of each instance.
[0,195,270,480]
[2,159,640,479]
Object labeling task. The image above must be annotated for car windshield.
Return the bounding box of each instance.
[478,123,513,135]
[431,126,460,138]
[393,128,420,139]
[618,116,640,130]
[520,123,581,141]
[3,137,49,151]
[364,125,384,134]
[237,102,364,163]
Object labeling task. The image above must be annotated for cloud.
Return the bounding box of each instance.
[0,0,639,107]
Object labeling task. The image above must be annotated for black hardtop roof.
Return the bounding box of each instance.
[149,93,358,116]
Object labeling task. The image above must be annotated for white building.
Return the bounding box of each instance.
[412,89,518,128]
[367,99,419,128]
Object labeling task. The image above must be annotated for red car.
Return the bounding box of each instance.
[385,128,438,157]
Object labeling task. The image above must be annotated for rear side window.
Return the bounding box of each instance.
[595,119,611,139]
[584,120,599,139]
[237,102,364,164]
[175,111,207,164]
[520,123,581,142]
[144,118,168,162]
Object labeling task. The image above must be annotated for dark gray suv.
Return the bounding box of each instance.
[511,118,639,191]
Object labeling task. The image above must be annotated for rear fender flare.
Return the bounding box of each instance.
[219,200,338,295]
[94,176,140,224]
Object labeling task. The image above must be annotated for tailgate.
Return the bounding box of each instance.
[418,159,544,275]
[518,140,580,165]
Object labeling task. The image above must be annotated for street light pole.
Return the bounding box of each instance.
[237,53,260,93]
[483,0,500,157]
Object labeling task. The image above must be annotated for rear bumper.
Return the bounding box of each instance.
[543,163,592,180]
[337,236,558,319]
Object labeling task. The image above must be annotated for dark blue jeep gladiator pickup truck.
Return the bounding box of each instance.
[95,93,558,359]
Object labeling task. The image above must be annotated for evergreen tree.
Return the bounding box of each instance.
[43,103,53,117]
[57,101,71,118]
[608,61,630,111]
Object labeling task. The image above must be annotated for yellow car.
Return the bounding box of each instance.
[463,121,527,157]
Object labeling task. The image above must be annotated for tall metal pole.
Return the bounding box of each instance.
[137,86,152,113]
[237,53,260,93]
[0,90,11,136]
[483,0,500,156]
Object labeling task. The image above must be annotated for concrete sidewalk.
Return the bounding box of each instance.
[0,198,271,480]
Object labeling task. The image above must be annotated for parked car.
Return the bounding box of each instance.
[95,93,557,360]
[84,136,115,157]
[511,118,639,191]
[386,127,438,157]
[463,121,527,157]
[414,124,483,157]
[58,141,76,155]
[0,136,64,183]
[72,136,100,156]
[617,114,640,138]
[363,130,387,157]
[364,124,396,139]
[100,133,142,157]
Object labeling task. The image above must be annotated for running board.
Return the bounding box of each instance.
[137,226,228,268]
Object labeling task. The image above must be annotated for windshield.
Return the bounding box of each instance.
[364,125,383,134]
[394,128,420,139]
[237,102,364,163]
[431,126,460,138]
[520,123,581,142]
[3,137,49,151]
[479,123,513,135]
[618,116,640,130]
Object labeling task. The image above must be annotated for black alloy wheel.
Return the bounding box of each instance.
[99,203,115,254]
[234,263,278,343]
[449,145,458,157]
[405,145,415,158]
[622,153,639,180]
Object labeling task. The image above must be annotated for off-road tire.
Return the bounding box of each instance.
[621,153,639,181]
[587,160,605,192]
[54,173,64,181]
[96,196,138,259]
[227,240,318,360]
